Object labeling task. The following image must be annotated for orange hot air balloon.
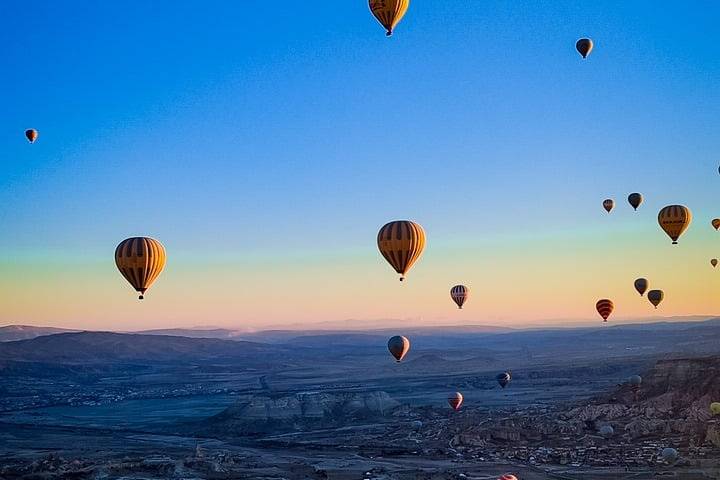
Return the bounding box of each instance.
[712,219,720,231]
[450,285,469,309]
[634,278,648,297]
[628,193,643,211]
[387,335,410,362]
[576,38,593,58]
[603,199,614,213]
[115,237,166,300]
[377,220,426,281]
[25,129,38,143]
[448,392,463,411]
[596,299,614,322]
[369,0,410,36]
[647,290,664,309]
[658,205,692,244]
[712,259,718,268]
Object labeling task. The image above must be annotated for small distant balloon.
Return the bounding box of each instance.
[658,205,692,244]
[647,290,664,309]
[710,402,720,416]
[25,129,38,143]
[450,285,469,309]
[661,447,679,463]
[596,299,614,322]
[576,38,594,58]
[628,193,643,211]
[410,420,423,431]
[712,259,718,268]
[369,0,410,36]
[387,335,410,362]
[599,424,614,438]
[712,219,720,231]
[497,372,511,389]
[603,199,614,213]
[498,475,518,480]
[628,375,642,388]
[634,278,648,297]
[448,392,463,411]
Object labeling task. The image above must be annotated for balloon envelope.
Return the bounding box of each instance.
[576,38,593,58]
[628,375,642,387]
[387,335,410,362]
[450,285,469,309]
[448,392,463,411]
[25,129,38,143]
[658,205,692,244]
[369,0,409,36]
[498,476,518,480]
[497,372,511,388]
[603,199,614,213]
[634,278,648,296]
[628,193,643,211]
[599,425,614,438]
[647,290,664,309]
[596,299,614,322]
[710,402,720,416]
[114,237,166,300]
[712,259,718,268]
[662,447,678,463]
[713,219,720,230]
[377,220,426,281]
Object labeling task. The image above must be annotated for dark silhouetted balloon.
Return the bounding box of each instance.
[603,199,614,213]
[628,193,643,211]
[634,278,648,296]
[712,259,718,268]
[713,219,720,231]
[576,38,593,58]
[662,447,678,463]
[387,335,410,362]
[25,129,38,143]
[448,392,463,411]
[497,372,511,388]
[647,289,664,309]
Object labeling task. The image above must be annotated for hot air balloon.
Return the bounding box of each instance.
[603,199,614,213]
[576,38,594,58]
[387,335,410,362]
[712,259,718,268]
[596,299,614,322]
[450,285,469,309]
[661,447,678,463]
[710,402,720,416]
[713,219,720,231]
[634,278,648,297]
[114,237,166,300]
[628,193,643,211]
[25,129,38,143]
[369,0,409,36]
[599,425,614,438]
[647,290,664,309]
[658,205,692,244]
[498,476,518,480]
[628,375,642,388]
[377,220,426,281]
[448,392,463,411]
[410,420,423,431]
[497,372,511,388]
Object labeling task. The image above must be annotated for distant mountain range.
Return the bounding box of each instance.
[0,325,78,342]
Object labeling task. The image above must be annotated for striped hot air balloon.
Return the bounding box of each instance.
[576,38,593,58]
[25,129,38,143]
[377,220,426,281]
[634,278,648,296]
[447,392,463,411]
[658,205,692,244]
[387,335,410,362]
[369,0,410,36]
[450,285,469,309]
[115,237,166,300]
[603,199,614,213]
[712,219,720,231]
[596,299,614,322]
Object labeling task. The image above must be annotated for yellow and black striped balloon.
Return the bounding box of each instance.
[115,237,166,300]
[450,285,469,309]
[658,205,692,244]
[377,220,425,281]
[596,299,614,322]
[369,0,410,36]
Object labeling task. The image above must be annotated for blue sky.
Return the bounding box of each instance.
[1,1,719,329]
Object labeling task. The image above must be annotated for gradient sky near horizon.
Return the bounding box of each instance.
[1,1,719,331]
